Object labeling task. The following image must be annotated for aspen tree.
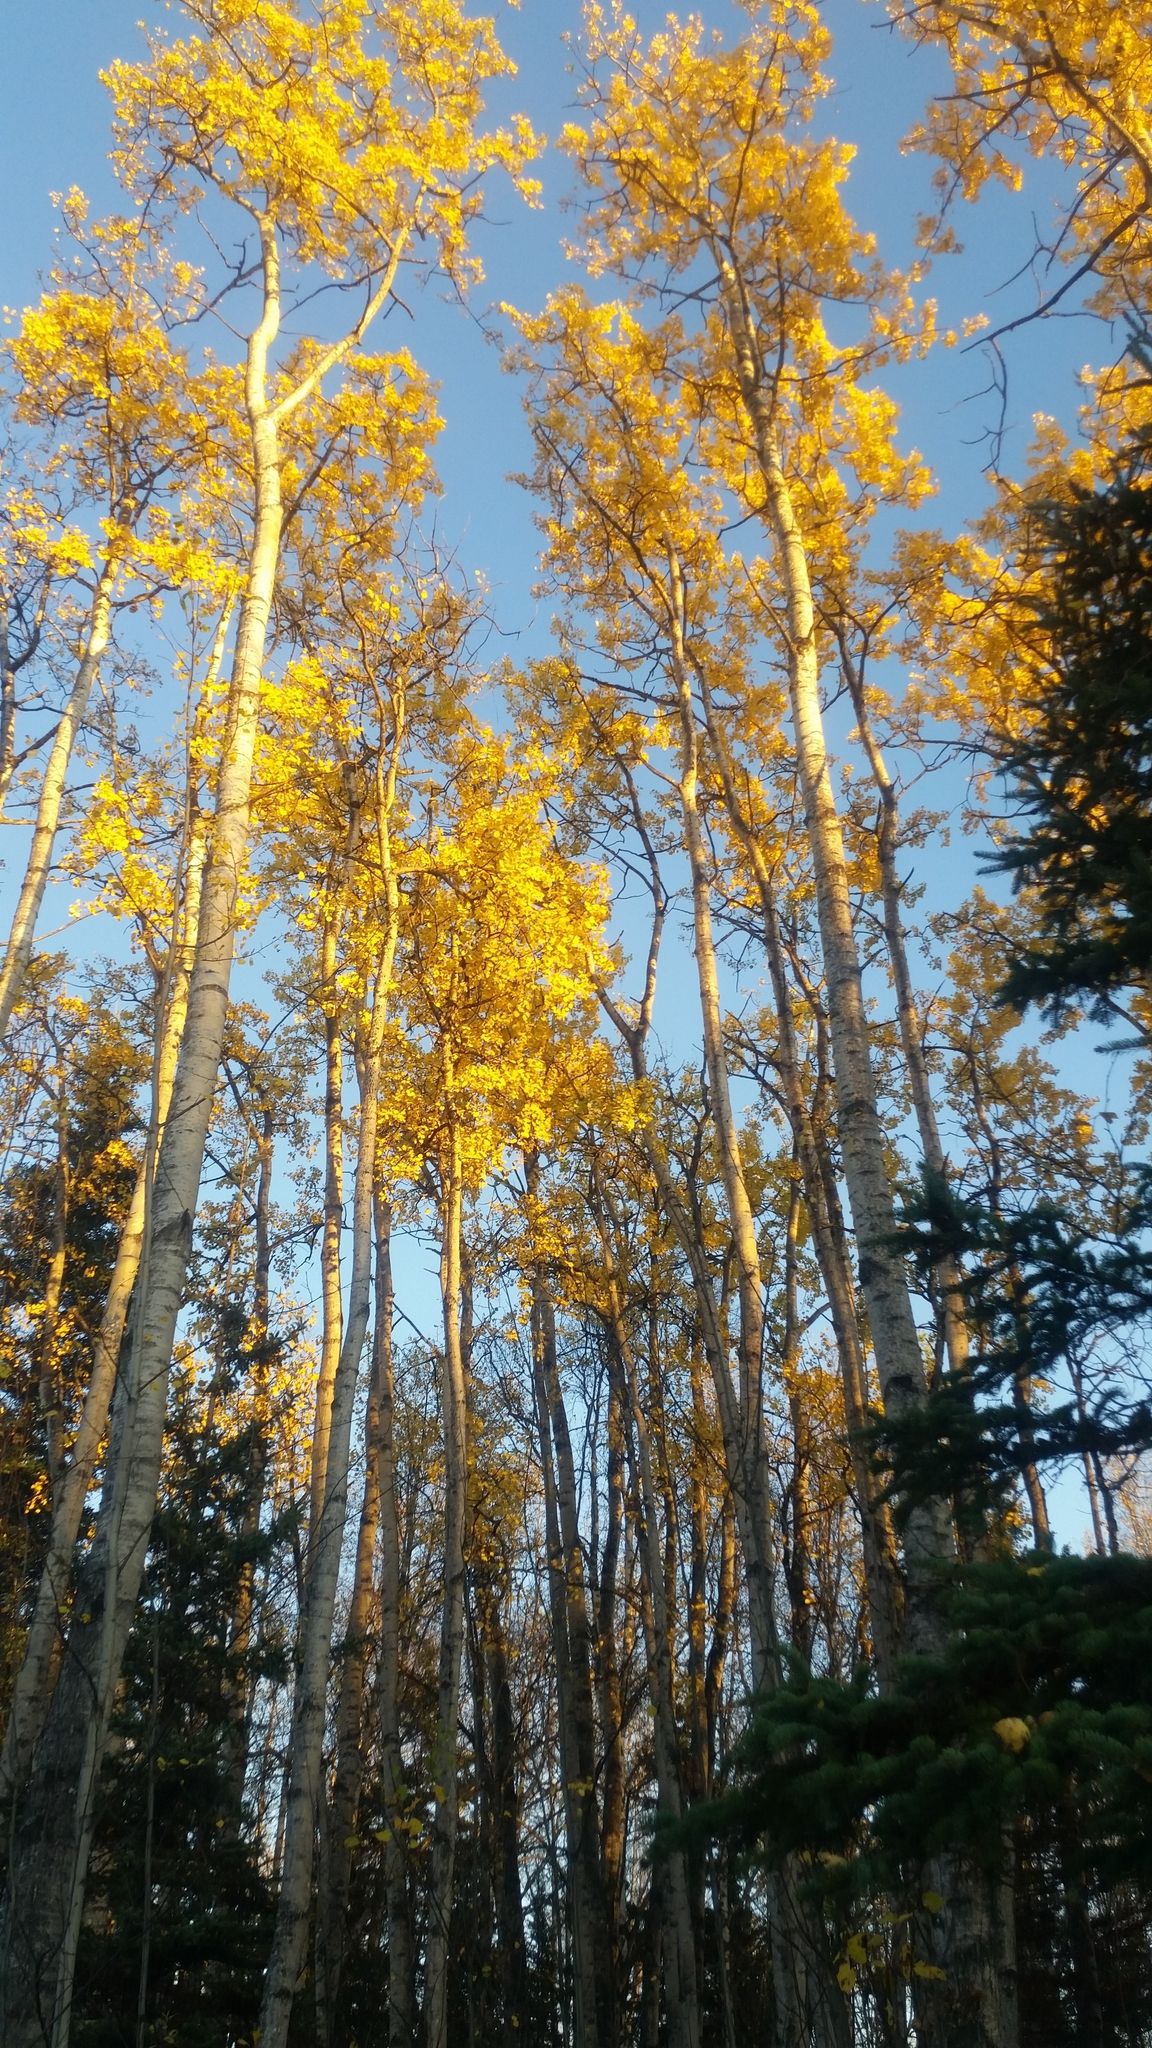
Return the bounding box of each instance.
[0,8,533,2043]
[523,1149,617,2048]
[589,1164,701,2048]
[0,209,212,1043]
[254,545,457,2048]
[562,5,959,1610]
[0,606,225,1802]
[392,732,611,2048]
[558,14,1018,2039]
[0,482,58,821]
[893,0,1152,327]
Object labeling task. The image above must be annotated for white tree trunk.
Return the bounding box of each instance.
[0,562,117,1042]
[425,1113,468,2048]
[717,259,955,1606]
[0,804,208,1801]
[0,227,284,2048]
[717,257,1017,2048]
[259,923,397,2048]
[0,600,229,1801]
[372,1195,417,2047]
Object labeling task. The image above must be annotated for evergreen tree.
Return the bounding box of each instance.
[73,1327,288,2048]
[993,461,1152,1030]
[0,980,143,1730]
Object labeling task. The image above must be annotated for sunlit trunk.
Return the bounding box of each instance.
[0,561,117,1043]
[424,1108,468,2048]
[372,1194,417,2046]
[718,252,1015,2048]
[0,229,284,2048]
[697,660,903,1678]
[260,912,398,2048]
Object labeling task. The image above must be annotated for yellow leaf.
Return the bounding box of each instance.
[992,1716,1032,1753]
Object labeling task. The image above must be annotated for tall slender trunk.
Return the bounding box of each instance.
[667,557,780,1689]
[717,255,955,1606]
[717,251,1016,2047]
[469,1551,527,2037]
[222,1100,275,1820]
[37,1093,70,1510]
[260,918,398,2048]
[0,560,118,1043]
[695,660,902,1679]
[527,1170,613,2048]
[594,1371,626,1961]
[0,617,223,1805]
[321,1213,390,2036]
[780,1177,814,1666]
[372,1196,416,2046]
[592,1176,701,2048]
[684,1344,713,1808]
[312,910,346,1537]
[463,1592,497,2044]
[0,226,284,2048]
[838,633,971,1383]
[424,1110,468,2048]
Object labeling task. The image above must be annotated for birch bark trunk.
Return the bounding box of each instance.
[259,885,399,2048]
[372,1196,417,2046]
[716,258,955,1603]
[0,616,222,1803]
[527,1175,614,2048]
[592,1176,701,2048]
[424,1109,468,2048]
[0,223,284,2048]
[716,253,1017,2048]
[0,560,118,1043]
